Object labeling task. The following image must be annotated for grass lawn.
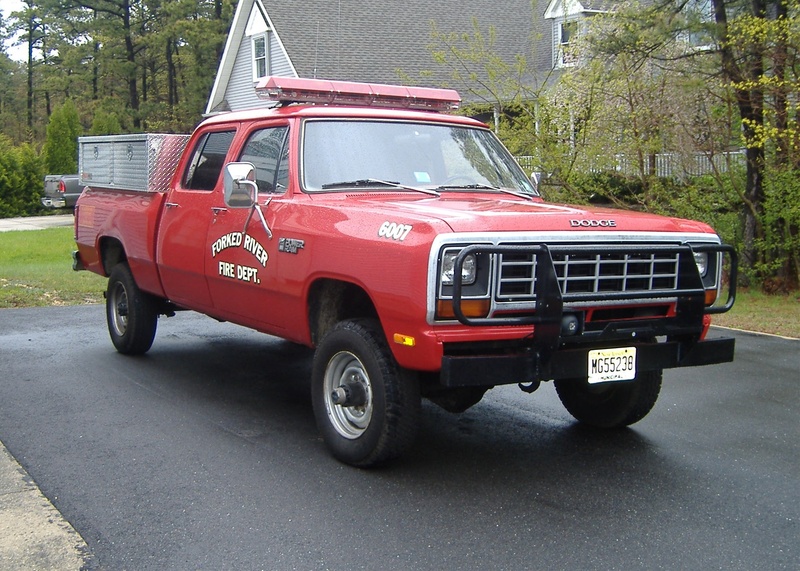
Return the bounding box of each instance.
[712,288,800,339]
[1,226,798,338]
[0,227,105,307]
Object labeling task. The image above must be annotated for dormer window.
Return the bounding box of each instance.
[545,0,606,70]
[245,3,272,82]
[253,34,269,79]
[557,20,578,68]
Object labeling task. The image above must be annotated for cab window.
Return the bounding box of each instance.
[183,130,236,191]
[238,126,289,193]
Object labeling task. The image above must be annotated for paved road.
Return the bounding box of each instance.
[0,305,797,570]
[0,214,74,232]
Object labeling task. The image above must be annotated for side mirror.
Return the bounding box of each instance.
[223,162,257,208]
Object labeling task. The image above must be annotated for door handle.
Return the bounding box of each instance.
[212,207,228,215]
[165,202,179,209]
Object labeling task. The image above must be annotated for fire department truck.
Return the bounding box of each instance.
[73,77,737,467]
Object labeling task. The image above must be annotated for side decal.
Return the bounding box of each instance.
[218,261,261,284]
[211,232,269,267]
[211,232,270,285]
[378,221,412,241]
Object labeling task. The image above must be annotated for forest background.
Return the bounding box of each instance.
[0,0,798,291]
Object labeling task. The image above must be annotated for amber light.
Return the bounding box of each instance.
[436,299,491,320]
[705,288,718,306]
[393,333,416,347]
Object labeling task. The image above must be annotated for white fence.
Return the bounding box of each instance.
[516,151,746,179]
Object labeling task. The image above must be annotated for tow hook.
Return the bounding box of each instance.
[331,381,368,407]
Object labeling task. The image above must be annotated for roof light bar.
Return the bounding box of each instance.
[255,76,461,112]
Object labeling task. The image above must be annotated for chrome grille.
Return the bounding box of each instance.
[497,250,681,300]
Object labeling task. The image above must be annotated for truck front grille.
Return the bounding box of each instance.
[497,249,681,301]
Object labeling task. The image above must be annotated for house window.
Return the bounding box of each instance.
[556,20,578,68]
[252,34,269,80]
[681,0,714,50]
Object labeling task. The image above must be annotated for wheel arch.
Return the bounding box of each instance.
[307,278,379,346]
[100,236,128,277]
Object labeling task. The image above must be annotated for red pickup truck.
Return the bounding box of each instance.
[73,76,737,467]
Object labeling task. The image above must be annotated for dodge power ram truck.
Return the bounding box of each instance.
[73,76,737,467]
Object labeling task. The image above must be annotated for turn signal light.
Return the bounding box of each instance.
[436,299,490,320]
[705,288,718,306]
[393,333,416,347]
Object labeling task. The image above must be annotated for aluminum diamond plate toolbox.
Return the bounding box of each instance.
[79,134,190,192]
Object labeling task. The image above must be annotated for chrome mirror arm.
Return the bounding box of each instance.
[237,178,273,239]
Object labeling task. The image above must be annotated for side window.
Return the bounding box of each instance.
[239,126,289,193]
[183,130,236,191]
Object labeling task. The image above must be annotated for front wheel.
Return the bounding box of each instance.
[106,263,158,355]
[554,369,662,428]
[311,320,420,467]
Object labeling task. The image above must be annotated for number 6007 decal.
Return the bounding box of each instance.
[378,221,412,241]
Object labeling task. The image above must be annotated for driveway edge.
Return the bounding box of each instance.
[0,440,92,570]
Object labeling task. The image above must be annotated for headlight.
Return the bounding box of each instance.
[693,251,709,277]
[441,251,477,285]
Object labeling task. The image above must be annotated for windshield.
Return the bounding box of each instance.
[301,120,537,196]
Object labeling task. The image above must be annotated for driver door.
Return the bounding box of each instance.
[205,124,290,326]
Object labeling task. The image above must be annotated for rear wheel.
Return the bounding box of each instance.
[554,370,662,428]
[312,319,420,467]
[106,263,158,355]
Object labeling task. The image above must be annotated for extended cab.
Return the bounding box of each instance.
[73,76,737,467]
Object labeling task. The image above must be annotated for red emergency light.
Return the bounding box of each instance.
[255,76,461,112]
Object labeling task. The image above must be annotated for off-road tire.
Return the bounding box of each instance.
[106,263,158,355]
[554,369,662,428]
[311,319,420,467]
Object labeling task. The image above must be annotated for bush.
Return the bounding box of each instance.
[90,109,122,135]
[0,135,45,217]
[758,169,800,289]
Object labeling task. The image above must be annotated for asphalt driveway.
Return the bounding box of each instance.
[0,305,797,570]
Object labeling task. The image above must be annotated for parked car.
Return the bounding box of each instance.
[42,174,83,209]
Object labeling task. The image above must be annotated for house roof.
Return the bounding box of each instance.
[261,0,538,85]
[208,0,550,113]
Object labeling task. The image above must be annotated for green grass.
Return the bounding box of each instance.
[1,226,798,338]
[713,288,800,339]
[0,227,106,307]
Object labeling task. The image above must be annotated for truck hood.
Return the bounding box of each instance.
[352,194,716,236]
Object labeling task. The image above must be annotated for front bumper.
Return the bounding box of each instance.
[440,336,735,387]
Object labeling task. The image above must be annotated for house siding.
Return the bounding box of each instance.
[269,33,294,78]
[224,33,295,112]
[226,39,261,111]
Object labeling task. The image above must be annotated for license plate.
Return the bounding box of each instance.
[587,347,637,384]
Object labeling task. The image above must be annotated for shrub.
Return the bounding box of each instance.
[758,169,800,289]
[0,135,45,217]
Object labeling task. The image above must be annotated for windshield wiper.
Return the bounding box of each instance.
[434,183,533,201]
[321,178,440,197]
